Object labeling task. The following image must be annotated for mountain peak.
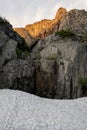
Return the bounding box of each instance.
[14,7,87,43]
[55,7,67,19]
[15,7,67,40]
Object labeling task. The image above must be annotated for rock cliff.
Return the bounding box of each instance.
[15,7,67,39]
[0,18,35,93]
[31,33,87,99]
[14,7,87,40]
[0,8,87,99]
[56,9,87,36]
[14,28,35,46]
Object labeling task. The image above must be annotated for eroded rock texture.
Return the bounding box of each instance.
[15,7,67,39]
[31,34,87,99]
[0,19,35,93]
[14,7,87,41]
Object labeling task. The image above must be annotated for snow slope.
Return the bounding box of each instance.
[0,89,87,130]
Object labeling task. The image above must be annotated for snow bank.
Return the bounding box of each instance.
[0,89,87,130]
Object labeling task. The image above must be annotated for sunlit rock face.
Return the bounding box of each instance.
[25,8,67,39]
[55,7,67,20]
[14,7,67,39]
[14,28,35,46]
[14,7,87,40]
[0,89,87,130]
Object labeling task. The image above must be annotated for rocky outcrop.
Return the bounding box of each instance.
[14,7,87,41]
[31,34,87,99]
[0,18,35,93]
[25,7,67,39]
[14,28,35,46]
[55,7,67,20]
[58,9,87,35]
[14,7,67,39]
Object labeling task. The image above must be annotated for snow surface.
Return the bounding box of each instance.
[0,89,87,130]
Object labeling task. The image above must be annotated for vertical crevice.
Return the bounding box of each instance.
[82,86,87,97]
[70,78,73,99]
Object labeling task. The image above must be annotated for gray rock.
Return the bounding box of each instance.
[0,59,34,92]
[0,32,9,47]
[0,23,35,94]
[32,34,87,99]
[3,39,17,59]
[58,9,87,35]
